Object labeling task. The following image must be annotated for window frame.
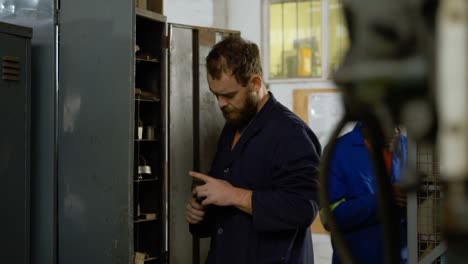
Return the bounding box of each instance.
[262,0,333,83]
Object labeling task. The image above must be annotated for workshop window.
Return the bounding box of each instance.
[266,0,348,80]
[328,0,349,73]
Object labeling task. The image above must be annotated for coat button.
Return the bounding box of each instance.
[217,228,224,235]
[224,168,229,173]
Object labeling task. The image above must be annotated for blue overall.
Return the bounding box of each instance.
[326,123,407,264]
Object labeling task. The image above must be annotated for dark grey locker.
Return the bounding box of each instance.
[57,0,134,263]
[0,21,32,264]
[0,1,58,263]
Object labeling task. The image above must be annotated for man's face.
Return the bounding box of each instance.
[207,73,258,128]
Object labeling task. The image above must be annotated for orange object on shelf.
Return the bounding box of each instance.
[298,47,312,77]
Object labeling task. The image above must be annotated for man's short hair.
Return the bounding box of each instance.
[206,35,263,87]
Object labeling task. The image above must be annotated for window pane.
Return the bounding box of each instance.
[309,0,322,77]
[283,2,298,77]
[269,0,322,79]
[269,3,283,78]
[329,0,349,73]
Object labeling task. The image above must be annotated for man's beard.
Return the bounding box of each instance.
[222,95,257,129]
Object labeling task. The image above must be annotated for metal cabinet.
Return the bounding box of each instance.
[0,21,32,264]
[131,12,240,263]
[2,2,238,263]
[133,9,166,264]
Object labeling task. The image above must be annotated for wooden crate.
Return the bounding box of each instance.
[136,0,163,14]
[147,0,163,14]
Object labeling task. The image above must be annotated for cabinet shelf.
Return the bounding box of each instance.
[135,254,159,263]
[134,218,158,223]
[134,178,158,183]
[135,89,159,102]
[135,97,160,103]
[136,7,166,23]
[136,57,159,64]
[144,256,158,262]
[135,138,158,142]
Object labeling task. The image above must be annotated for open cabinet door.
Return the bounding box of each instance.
[167,23,239,264]
[58,0,134,263]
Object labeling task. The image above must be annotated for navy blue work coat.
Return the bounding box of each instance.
[190,93,321,264]
[326,123,407,264]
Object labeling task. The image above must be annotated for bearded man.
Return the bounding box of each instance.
[185,36,322,264]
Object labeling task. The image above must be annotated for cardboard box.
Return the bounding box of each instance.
[147,0,163,14]
[136,0,147,9]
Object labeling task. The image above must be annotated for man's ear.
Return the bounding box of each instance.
[249,74,263,92]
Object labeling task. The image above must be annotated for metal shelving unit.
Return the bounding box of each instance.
[133,8,167,264]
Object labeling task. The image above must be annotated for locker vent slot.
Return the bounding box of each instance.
[2,56,20,81]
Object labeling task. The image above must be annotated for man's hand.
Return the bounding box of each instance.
[185,197,206,224]
[190,171,253,214]
[190,171,237,206]
[392,184,407,208]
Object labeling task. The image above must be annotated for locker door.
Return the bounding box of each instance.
[0,22,31,264]
[58,0,134,263]
[0,1,58,263]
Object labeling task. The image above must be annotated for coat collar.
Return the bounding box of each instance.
[227,91,276,154]
[349,122,366,146]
